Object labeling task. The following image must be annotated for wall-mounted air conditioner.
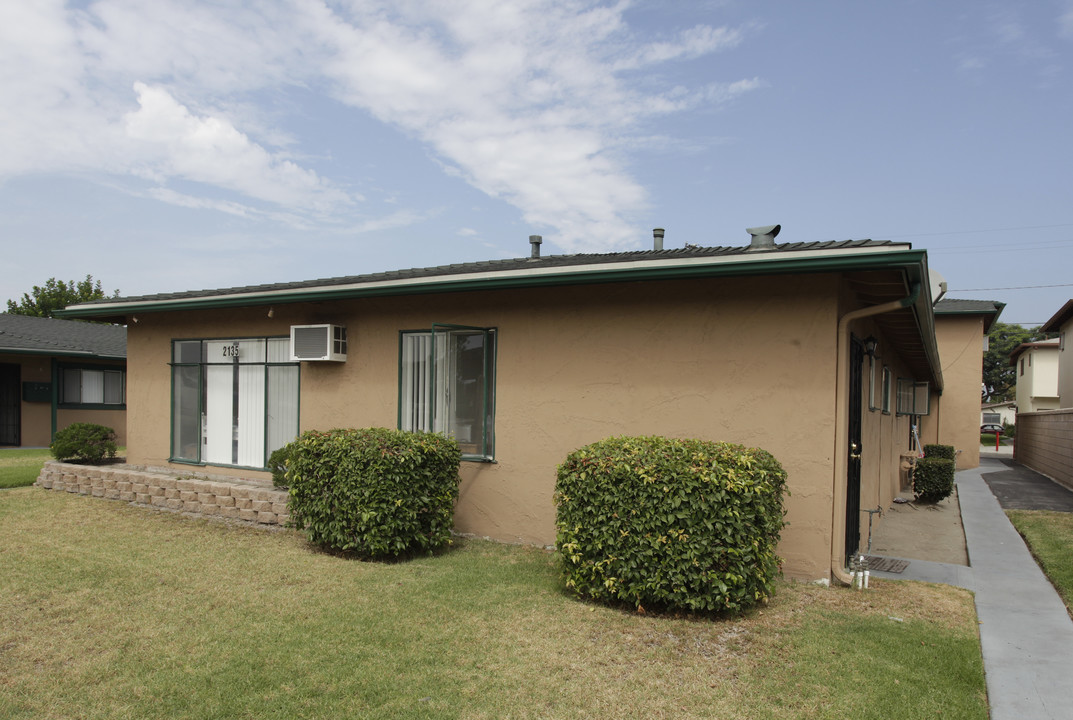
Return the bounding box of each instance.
[290,324,347,362]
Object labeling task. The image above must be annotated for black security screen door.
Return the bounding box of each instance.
[845,337,864,566]
[0,364,20,446]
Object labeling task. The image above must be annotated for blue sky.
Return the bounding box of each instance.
[1,1,1071,326]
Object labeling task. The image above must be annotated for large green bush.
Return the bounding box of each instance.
[285,428,462,558]
[923,444,955,461]
[914,457,955,502]
[555,436,788,616]
[49,423,117,464]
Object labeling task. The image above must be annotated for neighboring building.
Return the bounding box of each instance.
[1009,338,1060,414]
[1041,299,1073,407]
[921,299,1005,469]
[981,401,1016,427]
[1014,301,1073,491]
[59,229,986,583]
[0,313,127,447]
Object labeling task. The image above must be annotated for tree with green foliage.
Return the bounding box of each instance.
[5,275,119,318]
[983,321,1051,403]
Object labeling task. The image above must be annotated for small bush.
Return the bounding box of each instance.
[267,445,292,489]
[49,423,117,464]
[555,436,788,616]
[923,444,955,460]
[914,457,955,502]
[286,428,461,559]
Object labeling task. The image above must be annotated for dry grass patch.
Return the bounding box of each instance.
[0,488,986,719]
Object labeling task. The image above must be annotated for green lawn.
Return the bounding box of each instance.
[0,448,51,489]
[0,488,988,720]
[1007,510,1073,612]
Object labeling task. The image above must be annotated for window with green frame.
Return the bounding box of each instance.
[59,365,125,407]
[896,377,930,416]
[170,337,299,469]
[398,324,496,460]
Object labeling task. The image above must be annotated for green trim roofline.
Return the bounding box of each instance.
[59,245,928,316]
[56,243,941,385]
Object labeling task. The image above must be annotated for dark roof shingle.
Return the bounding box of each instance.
[0,314,126,358]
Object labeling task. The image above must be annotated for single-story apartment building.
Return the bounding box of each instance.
[59,228,992,582]
[981,401,1016,427]
[0,313,127,447]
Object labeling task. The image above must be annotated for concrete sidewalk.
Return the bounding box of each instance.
[871,459,1073,720]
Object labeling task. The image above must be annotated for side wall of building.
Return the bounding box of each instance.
[919,314,987,469]
[121,272,933,581]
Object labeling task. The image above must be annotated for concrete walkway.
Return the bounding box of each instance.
[872,459,1073,720]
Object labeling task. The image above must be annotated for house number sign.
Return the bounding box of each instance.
[221,342,240,358]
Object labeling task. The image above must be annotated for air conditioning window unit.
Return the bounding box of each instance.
[290,324,347,362]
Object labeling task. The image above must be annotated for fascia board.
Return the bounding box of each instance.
[58,246,927,319]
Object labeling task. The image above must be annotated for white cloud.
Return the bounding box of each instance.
[124,83,350,213]
[301,0,753,250]
[0,0,753,253]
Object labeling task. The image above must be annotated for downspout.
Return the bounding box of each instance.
[831,282,921,585]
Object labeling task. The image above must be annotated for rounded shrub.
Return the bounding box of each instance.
[914,457,955,502]
[554,436,788,616]
[50,423,118,464]
[285,428,462,559]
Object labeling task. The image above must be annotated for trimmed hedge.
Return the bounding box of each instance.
[923,444,955,461]
[554,436,788,616]
[49,423,117,464]
[285,428,462,558]
[914,457,955,502]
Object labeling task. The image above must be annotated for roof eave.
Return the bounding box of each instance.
[57,245,929,321]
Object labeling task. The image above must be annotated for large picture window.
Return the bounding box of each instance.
[399,324,496,460]
[170,337,299,469]
[59,366,125,407]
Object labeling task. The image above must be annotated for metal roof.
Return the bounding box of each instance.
[0,313,127,358]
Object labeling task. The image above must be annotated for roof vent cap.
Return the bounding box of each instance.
[653,228,665,251]
[529,234,542,258]
[746,224,781,250]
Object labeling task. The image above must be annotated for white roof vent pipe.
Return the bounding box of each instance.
[653,228,665,251]
[529,235,542,258]
[746,224,781,250]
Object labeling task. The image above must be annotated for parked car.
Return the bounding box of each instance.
[981,424,1004,434]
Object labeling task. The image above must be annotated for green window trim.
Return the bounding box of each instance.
[896,377,930,417]
[57,363,126,408]
[169,336,300,470]
[398,324,497,462]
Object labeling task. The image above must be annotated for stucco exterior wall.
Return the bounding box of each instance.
[0,354,127,447]
[1014,409,1073,491]
[918,314,988,469]
[124,274,846,580]
[1054,320,1073,408]
[1015,346,1060,414]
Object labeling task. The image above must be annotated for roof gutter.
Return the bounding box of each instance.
[830,281,921,586]
[57,246,927,322]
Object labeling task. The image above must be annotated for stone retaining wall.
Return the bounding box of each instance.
[34,461,290,526]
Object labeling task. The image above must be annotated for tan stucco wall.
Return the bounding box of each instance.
[917,314,987,469]
[0,354,127,447]
[124,274,846,580]
[118,270,943,582]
